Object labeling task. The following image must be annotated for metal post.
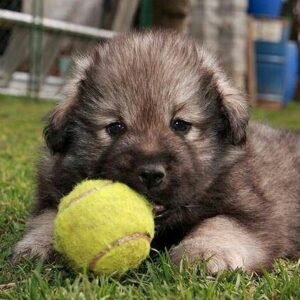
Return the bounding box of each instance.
[140,0,153,28]
[28,0,43,99]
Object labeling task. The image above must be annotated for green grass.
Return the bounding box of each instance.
[0,95,299,299]
[251,102,300,130]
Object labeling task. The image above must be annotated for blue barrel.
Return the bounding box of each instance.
[256,42,298,104]
[254,19,293,104]
[255,20,290,56]
[256,54,286,102]
[248,0,283,18]
[283,42,298,104]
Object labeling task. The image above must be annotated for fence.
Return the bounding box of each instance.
[0,0,115,100]
[0,0,248,99]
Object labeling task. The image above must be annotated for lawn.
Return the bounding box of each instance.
[0,95,299,299]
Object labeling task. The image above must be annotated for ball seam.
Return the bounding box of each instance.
[88,232,151,271]
[60,182,112,212]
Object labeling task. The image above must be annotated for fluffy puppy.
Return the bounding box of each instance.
[13,31,300,274]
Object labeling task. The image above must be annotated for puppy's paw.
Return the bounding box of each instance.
[170,238,245,274]
[12,210,56,264]
[169,216,268,274]
[12,234,53,264]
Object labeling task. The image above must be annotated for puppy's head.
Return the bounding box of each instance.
[44,31,249,229]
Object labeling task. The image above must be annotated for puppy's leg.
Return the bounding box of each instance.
[170,215,269,274]
[12,210,56,263]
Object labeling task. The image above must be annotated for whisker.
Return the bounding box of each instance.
[154,211,169,219]
[181,205,203,208]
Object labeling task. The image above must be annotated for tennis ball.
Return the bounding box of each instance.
[54,179,154,275]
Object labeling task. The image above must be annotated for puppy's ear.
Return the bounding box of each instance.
[44,51,96,153]
[198,48,249,146]
[43,97,77,153]
[217,81,249,145]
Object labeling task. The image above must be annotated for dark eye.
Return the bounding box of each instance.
[171,119,191,134]
[106,121,126,136]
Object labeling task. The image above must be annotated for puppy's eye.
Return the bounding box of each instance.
[171,119,191,134]
[106,121,126,136]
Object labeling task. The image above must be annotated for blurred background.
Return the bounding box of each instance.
[0,0,299,110]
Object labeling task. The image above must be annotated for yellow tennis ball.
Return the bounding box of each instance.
[54,179,154,275]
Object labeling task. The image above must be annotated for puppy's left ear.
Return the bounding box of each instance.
[217,79,249,145]
[198,47,249,146]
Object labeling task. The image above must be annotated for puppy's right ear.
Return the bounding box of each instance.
[43,51,95,153]
[43,46,102,153]
[43,97,77,154]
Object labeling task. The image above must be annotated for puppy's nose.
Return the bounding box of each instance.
[138,165,165,189]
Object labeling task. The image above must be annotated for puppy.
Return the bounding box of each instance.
[13,31,300,274]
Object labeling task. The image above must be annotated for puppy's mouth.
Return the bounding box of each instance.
[153,204,166,214]
[140,191,166,213]
[152,201,171,220]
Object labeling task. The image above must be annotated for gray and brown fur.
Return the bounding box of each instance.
[13,31,300,274]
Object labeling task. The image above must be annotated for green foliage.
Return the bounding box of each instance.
[0,95,299,299]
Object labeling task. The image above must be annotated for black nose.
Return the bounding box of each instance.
[138,165,165,189]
